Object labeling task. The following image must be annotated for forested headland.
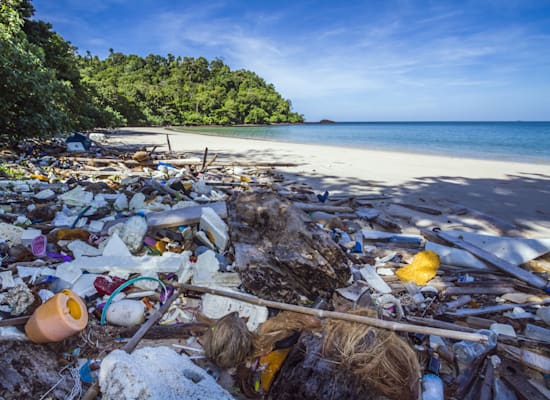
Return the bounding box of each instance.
[0,0,303,142]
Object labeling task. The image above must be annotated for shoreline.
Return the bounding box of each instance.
[107,126,550,236]
[168,126,550,166]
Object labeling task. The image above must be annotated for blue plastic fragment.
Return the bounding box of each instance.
[317,190,329,203]
[79,360,96,384]
[351,241,363,253]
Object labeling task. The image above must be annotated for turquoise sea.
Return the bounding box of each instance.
[179,122,550,164]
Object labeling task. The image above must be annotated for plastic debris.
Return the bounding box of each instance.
[105,299,145,327]
[396,250,440,285]
[25,289,88,343]
[99,347,234,400]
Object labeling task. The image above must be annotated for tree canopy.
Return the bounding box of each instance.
[0,0,303,142]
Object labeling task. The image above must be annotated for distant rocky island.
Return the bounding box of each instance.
[319,119,336,124]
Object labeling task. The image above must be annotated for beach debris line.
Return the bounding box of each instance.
[0,134,549,400]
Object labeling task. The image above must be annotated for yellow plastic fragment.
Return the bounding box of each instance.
[396,250,440,285]
[30,174,49,182]
[154,240,167,254]
[240,175,252,183]
[258,348,291,393]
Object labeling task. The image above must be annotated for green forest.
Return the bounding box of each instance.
[0,0,303,142]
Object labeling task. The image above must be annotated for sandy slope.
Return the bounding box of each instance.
[105,126,550,236]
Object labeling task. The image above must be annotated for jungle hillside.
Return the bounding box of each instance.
[0,0,304,142]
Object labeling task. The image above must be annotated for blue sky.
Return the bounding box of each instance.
[34,0,550,121]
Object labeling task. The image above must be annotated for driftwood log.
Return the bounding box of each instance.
[228,191,350,305]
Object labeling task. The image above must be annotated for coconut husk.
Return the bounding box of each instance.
[203,312,253,369]
[132,151,149,162]
[253,311,321,357]
[322,311,421,400]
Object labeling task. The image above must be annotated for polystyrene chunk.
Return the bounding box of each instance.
[99,347,234,400]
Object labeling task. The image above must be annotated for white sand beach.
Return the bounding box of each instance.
[106,127,550,237]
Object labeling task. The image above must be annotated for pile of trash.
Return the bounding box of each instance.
[1,135,549,400]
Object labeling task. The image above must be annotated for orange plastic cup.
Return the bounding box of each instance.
[25,289,88,343]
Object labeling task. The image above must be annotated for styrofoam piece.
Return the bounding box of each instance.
[202,288,268,331]
[426,241,489,270]
[38,289,55,303]
[0,271,16,289]
[87,220,104,233]
[92,194,108,209]
[106,299,145,327]
[359,265,392,294]
[133,273,159,290]
[20,228,42,246]
[192,179,211,195]
[192,250,241,288]
[71,273,100,298]
[177,251,193,284]
[444,230,550,266]
[119,216,148,253]
[490,323,517,337]
[55,263,83,285]
[103,233,132,257]
[59,186,94,206]
[114,193,128,211]
[52,210,88,228]
[99,347,233,400]
[0,222,24,245]
[34,189,56,200]
[12,182,30,192]
[17,266,56,283]
[0,326,27,340]
[129,192,146,211]
[194,230,216,250]
[200,207,229,251]
[62,252,185,276]
[68,240,103,258]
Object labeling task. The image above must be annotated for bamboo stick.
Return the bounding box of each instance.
[175,283,489,343]
[433,229,549,289]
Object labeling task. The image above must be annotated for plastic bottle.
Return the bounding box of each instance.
[25,289,88,343]
[452,329,497,365]
[422,373,444,400]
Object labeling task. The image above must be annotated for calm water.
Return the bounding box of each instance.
[178,122,550,163]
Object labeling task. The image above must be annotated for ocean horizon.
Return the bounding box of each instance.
[176,121,550,164]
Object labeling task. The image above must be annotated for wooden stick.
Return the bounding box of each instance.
[203,153,217,172]
[166,134,172,153]
[445,299,550,317]
[63,156,302,168]
[201,147,208,171]
[0,315,30,327]
[293,202,354,213]
[175,283,489,343]
[393,202,442,215]
[81,289,181,400]
[433,229,549,289]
